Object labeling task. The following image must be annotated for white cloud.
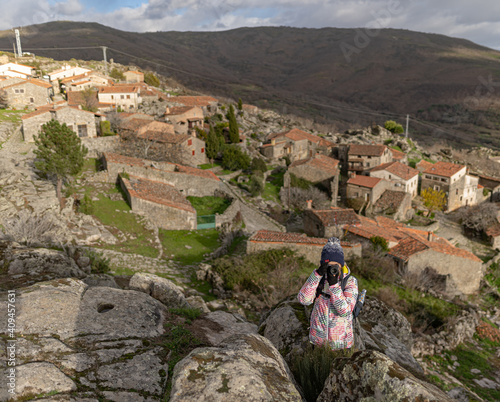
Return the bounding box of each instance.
[2,0,500,49]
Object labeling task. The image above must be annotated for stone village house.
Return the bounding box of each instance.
[48,65,92,82]
[124,70,144,83]
[119,174,196,230]
[98,85,143,111]
[346,174,389,204]
[101,152,222,197]
[342,214,483,295]
[247,230,362,265]
[284,154,340,205]
[303,206,361,238]
[260,128,336,162]
[0,78,53,109]
[0,62,35,79]
[339,144,393,175]
[119,118,208,166]
[60,71,112,92]
[421,161,479,211]
[370,161,419,198]
[22,105,103,142]
[165,96,219,116]
[164,106,204,135]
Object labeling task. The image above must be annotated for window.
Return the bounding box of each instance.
[188,139,192,146]
[456,189,459,195]
[389,174,392,179]
[120,95,125,99]
[111,95,114,100]
[77,124,88,138]
[425,175,432,179]
[434,185,440,191]
[127,95,130,99]
[441,178,447,182]
[201,148,205,153]
[30,97,34,103]
[192,150,195,156]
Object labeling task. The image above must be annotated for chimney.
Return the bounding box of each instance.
[427,232,434,242]
[306,200,313,210]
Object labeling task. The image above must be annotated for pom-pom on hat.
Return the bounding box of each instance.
[320,237,344,266]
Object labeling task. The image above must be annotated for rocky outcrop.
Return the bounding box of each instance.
[0,278,169,401]
[412,308,480,357]
[169,333,303,401]
[197,311,258,346]
[317,350,454,402]
[357,297,423,374]
[258,295,310,364]
[129,272,189,308]
[259,294,422,375]
[0,241,90,289]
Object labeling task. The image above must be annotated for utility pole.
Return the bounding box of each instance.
[101,46,108,75]
[15,29,22,57]
[405,114,409,138]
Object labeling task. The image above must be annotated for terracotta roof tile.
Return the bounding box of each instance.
[168,96,218,107]
[249,230,360,249]
[347,175,382,188]
[310,207,361,227]
[423,161,465,177]
[348,144,387,157]
[416,160,434,172]
[269,128,335,148]
[390,148,406,160]
[373,190,407,210]
[289,154,339,176]
[99,85,140,94]
[123,175,195,213]
[486,223,500,238]
[371,161,418,181]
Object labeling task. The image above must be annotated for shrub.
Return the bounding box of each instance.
[280,186,329,211]
[1,210,56,246]
[85,249,111,274]
[144,72,160,87]
[370,236,389,252]
[79,192,94,215]
[249,174,264,196]
[250,157,267,173]
[421,187,446,212]
[99,120,114,136]
[109,68,125,81]
[221,146,251,171]
[384,120,404,134]
[459,202,498,234]
[290,173,312,190]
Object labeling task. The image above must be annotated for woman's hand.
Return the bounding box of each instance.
[316,262,329,276]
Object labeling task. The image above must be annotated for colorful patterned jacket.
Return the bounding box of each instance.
[297,266,358,350]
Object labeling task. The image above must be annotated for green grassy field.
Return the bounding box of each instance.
[159,228,220,265]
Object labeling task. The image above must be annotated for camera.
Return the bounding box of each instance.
[328,265,339,278]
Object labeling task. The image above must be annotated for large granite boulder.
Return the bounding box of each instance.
[196,310,258,346]
[169,333,303,401]
[358,297,423,374]
[0,278,169,401]
[129,272,189,308]
[258,295,310,364]
[0,242,89,289]
[317,350,454,402]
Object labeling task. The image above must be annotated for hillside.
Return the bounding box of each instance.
[3,22,500,146]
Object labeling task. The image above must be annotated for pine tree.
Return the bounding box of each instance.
[238,98,243,110]
[227,104,240,144]
[34,120,88,206]
[206,124,220,161]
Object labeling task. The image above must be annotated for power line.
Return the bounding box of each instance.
[0,43,466,138]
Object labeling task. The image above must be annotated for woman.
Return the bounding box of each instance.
[298,237,358,350]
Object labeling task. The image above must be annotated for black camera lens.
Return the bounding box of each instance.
[329,266,339,277]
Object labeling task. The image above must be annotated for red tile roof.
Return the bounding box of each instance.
[122,175,195,213]
[347,175,382,189]
[289,154,339,176]
[309,207,361,227]
[348,144,387,157]
[269,128,335,148]
[99,85,140,94]
[2,78,52,89]
[343,214,482,262]
[371,161,418,181]
[416,160,434,172]
[373,190,408,210]
[249,230,360,249]
[168,96,218,107]
[486,223,500,238]
[390,148,406,161]
[423,161,465,177]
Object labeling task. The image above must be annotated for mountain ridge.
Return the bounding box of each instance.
[2,21,500,147]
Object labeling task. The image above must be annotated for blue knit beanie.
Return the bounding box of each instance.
[320,237,344,266]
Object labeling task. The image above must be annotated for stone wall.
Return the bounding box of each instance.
[215,199,241,227]
[247,240,362,265]
[104,159,222,197]
[407,248,482,295]
[346,180,392,204]
[82,137,120,158]
[119,177,196,230]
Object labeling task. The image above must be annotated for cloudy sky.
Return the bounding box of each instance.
[3,0,500,49]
